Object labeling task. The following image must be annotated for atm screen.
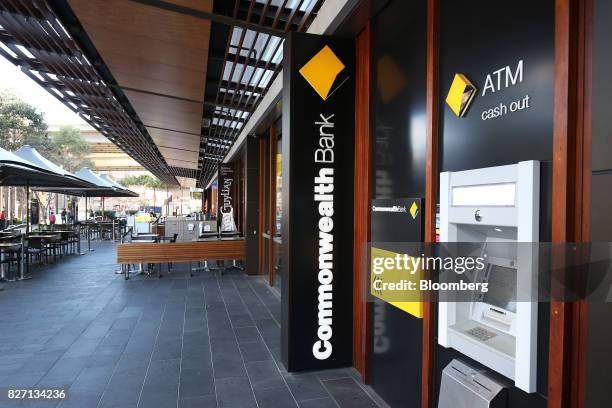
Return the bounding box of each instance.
[483,265,517,313]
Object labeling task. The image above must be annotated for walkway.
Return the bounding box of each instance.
[0,241,380,408]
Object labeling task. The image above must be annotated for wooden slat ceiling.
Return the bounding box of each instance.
[68,0,212,174]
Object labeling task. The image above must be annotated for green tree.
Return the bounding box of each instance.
[0,93,96,218]
[146,177,166,207]
[50,125,94,172]
[119,174,151,187]
[119,175,169,207]
[0,91,53,155]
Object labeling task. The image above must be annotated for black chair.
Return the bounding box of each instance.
[0,245,21,281]
[100,223,113,240]
[68,228,80,254]
[42,234,61,261]
[166,233,179,273]
[26,237,49,266]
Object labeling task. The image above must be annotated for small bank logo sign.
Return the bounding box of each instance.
[409,201,419,219]
[445,73,477,117]
[299,45,346,100]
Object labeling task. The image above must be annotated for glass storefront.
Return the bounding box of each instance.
[260,119,283,292]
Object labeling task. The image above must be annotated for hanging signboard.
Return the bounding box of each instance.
[217,164,235,231]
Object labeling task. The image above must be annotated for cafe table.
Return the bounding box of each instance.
[28,234,61,262]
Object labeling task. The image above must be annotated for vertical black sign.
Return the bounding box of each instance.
[281,32,354,371]
[217,164,234,222]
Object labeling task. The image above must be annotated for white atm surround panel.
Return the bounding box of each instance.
[438,161,539,393]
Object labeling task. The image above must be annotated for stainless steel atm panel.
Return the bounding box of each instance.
[438,359,506,408]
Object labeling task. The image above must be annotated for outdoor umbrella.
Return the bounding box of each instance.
[14,145,94,188]
[97,174,137,215]
[0,146,89,280]
[99,174,133,194]
[0,147,87,188]
[15,145,96,228]
[36,168,138,252]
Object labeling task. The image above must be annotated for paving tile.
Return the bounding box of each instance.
[239,340,273,362]
[210,339,246,379]
[228,312,254,328]
[19,350,64,374]
[254,386,298,408]
[180,351,212,371]
[142,359,180,393]
[151,336,182,361]
[138,389,178,408]
[98,382,142,407]
[320,378,378,408]
[69,365,114,393]
[179,368,215,398]
[234,326,261,343]
[179,394,217,408]
[214,377,257,408]
[245,360,285,390]
[57,390,102,408]
[284,374,330,402]
[0,370,46,388]
[298,397,339,408]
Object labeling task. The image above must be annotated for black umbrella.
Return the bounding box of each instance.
[14,145,94,188]
[0,147,87,188]
[36,169,138,253]
[0,146,89,280]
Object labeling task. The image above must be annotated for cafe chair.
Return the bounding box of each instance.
[166,233,179,273]
[0,245,21,281]
[68,227,80,254]
[190,231,219,277]
[26,237,50,266]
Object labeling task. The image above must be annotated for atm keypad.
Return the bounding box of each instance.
[466,326,497,342]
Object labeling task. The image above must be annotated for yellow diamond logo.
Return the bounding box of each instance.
[409,202,419,219]
[299,45,345,100]
[445,73,477,117]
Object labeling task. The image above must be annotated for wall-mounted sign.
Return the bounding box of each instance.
[281,32,354,371]
[445,60,533,122]
[217,164,235,231]
[371,198,424,318]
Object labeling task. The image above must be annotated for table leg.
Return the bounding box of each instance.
[0,249,5,282]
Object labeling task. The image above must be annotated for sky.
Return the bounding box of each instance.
[0,55,93,130]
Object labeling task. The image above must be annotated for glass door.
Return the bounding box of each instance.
[259,120,283,292]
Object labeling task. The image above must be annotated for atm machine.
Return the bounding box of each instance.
[438,161,539,394]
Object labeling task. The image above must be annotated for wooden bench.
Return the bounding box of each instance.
[117,240,245,264]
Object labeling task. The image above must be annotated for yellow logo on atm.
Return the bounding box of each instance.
[409,201,419,219]
[299,45,346,100]
[445,73,477,117]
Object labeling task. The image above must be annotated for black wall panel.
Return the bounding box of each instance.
[281,33,355,371]
[436,0,554,406]
[439,1,554,173]
[586,1,612,407]
[370,1,427,407]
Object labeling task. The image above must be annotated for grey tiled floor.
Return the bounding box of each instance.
[0,241,380,408]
